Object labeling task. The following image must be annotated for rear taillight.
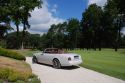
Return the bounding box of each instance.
[68,57,71,61]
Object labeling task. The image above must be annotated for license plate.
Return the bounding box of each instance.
[74,56,79,59]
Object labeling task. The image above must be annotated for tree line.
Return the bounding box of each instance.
[40,0,125,51]
[0,0,125,51]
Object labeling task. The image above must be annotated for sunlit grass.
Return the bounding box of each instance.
[0,56,32,81]
[70,49,125,80]
[0,56,31,74]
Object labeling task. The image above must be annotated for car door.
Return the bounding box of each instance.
[38,53,51,64]
[44,53,54,64]
[37,53,47,63]
[43,53,54,65]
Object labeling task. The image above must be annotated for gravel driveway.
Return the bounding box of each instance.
[26,57,125,83]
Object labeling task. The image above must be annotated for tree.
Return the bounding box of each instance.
[81,4,103,50]
[10,0,22,48]
[44,22,67,48]
[113,0,125,15]
[0,24,11,39]
[0,0,12,39]
[40,19,82,50]
[20,0,42,49]
[67,18,80,49]
[6,31,41,49]
[0,0,43,49]
[29,34,41,49]
[104,0,125,51]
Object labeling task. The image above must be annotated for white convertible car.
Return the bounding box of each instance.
[32,48,83,69]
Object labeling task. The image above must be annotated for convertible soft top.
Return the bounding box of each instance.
[44,48,64,54]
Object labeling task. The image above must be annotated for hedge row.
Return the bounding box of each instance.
[0,48,26,61]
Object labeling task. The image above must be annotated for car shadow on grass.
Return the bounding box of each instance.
[34,62,80,70]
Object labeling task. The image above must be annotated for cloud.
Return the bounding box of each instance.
[51,8,57,14]
[50,4,59,17]
[28,0,64,34]
[88,0,107,6]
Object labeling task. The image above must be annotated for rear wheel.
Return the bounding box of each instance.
[53,59,61,69]
[32,56,38,63]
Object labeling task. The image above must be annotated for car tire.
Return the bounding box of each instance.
[53,59,61,69]
[32,56,38,64]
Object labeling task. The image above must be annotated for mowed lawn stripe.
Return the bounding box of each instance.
[70,49,125,80]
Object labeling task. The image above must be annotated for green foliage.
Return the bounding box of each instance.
[8,71,19,82]
[0,0,42,49]
[37,22,68,49]
[0,68,41,83]
[28,74,41,83]
[15,49,40,57]
[103,0,125,51]
[113,0,125,14]
[67,18,81,49]
[0,40,6,48]
[6,32,41,49]
[0,48,25,60]
[0,68,22,82]
[12,80,25,83]
[0,24,12,39]
[71,49,125,80]
[81,4,103,50]
[39,19,82,49]
[1,0,125,51]
[0,79,3,83]
[12,74,41,83]
[29,34,41,49]
[80,2,125,51]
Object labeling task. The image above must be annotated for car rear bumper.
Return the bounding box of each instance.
[69,60,82,66]
[61,59,82,66]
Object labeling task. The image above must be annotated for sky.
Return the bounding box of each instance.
[11,0,124,35]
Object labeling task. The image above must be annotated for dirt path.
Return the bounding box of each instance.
[26,57,125,83]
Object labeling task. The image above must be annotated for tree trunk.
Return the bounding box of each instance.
[115,26,121,52]
[21,22,26,50]
[16,25,19,37]
[21,42,24,50]
[16,24,20,49]
[99,44,101,51]
[118,28,121,49]
[99,39,101,51]
[94,45,96,51]
[115,38,118,51]
[93,39,96,51]
[115,42,118,51]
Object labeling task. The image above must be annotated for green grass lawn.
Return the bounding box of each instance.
[70,49,125,80]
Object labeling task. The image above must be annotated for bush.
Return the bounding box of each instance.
[0,68,41,83]
[13,80,25,83]
[0,68,31,82]
[0,48,25,60]
[12,75,41,83]
[0,40,6,48]
[0,68,21,82]
[28,74,41,83]
[0,80,3,83]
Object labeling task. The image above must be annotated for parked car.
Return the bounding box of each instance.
[32,48,83,69]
